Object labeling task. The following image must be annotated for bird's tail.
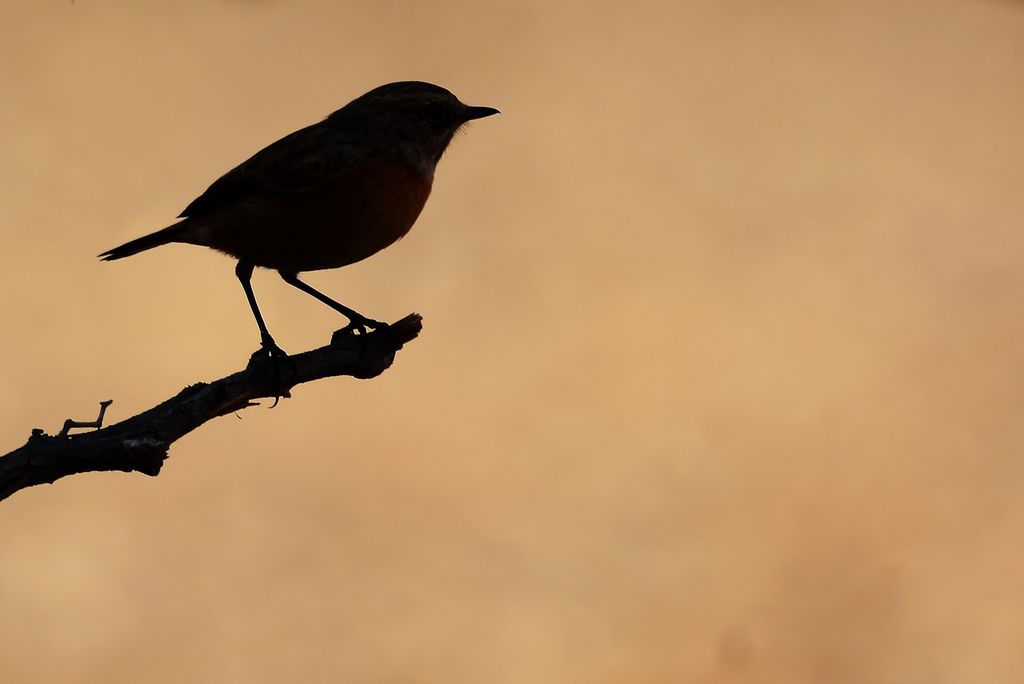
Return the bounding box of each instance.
[98,221,188,261]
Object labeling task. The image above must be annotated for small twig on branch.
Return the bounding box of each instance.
[0,314,422,503]
[59,399,113,437]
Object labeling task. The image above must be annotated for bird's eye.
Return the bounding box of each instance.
[421,102,446,123]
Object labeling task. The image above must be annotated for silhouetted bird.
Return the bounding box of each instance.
[100,81,498,357]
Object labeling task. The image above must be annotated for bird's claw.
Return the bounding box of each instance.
[332,317,388,343]
[247,338,294,407]
[248,336,288,362]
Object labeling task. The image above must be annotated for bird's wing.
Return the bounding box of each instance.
[178,121,358,218]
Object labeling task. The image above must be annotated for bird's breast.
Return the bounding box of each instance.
[345,155,434,249]
[285,154,434,271]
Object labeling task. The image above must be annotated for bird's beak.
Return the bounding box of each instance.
[462,105,500,121]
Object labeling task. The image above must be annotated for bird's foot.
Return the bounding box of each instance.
[247,338,294,407]
[332,315,388,343]
[249,337,289,363]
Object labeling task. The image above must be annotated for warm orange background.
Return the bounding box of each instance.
[2,1,1024,681]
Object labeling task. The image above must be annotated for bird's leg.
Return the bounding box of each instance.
[236,261,287,358]
[279,271,387,336]
[237,261,293,406]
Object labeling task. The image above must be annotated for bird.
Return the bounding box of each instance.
[99,81,499,358]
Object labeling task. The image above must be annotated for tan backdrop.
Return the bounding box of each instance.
[2,0,1023,681]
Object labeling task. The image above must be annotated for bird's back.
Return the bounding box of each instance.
[179,120,360,220]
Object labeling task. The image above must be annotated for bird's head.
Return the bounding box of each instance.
[330,81,499,171]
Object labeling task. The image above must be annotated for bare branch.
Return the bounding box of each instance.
[0,314,422,502]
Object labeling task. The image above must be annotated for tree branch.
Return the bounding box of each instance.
[0,314,423,502]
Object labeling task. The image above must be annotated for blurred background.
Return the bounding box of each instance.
[2,0,1023,681]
